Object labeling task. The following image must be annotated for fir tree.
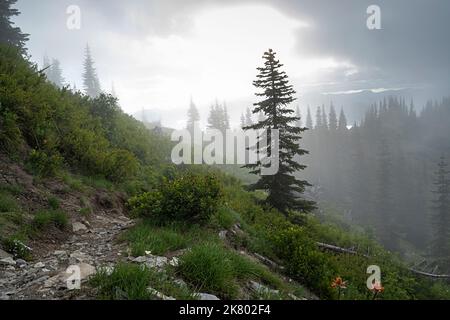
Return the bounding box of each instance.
[315,106,322,129]
[245,107,253,127]
[243,49,316,214]
[0,0,28,54]
[187,98,200,134]
[321,105,328,130]
[430,156,450,258]
[82,45,102,98]
[306,106,313,130]
[328,103,338,131]
[338,107,348,132]
[240,113,246,129]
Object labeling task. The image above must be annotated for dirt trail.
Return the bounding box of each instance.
[0,208,134,300]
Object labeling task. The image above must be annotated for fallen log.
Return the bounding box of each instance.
[316,242,369,258]
[408,269,450,279]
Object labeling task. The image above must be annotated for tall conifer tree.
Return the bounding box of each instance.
[243,49,315,214]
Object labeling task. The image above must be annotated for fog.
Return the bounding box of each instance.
[14,0,450,128]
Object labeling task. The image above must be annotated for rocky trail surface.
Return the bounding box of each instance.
[0,210,134,300]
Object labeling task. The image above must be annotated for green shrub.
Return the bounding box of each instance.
[103,149,139,182]
[27,149,63,176]
[2,235,31,260]
[211,207,239,229]
[271,226,336,298]
[0,107,22,154]
[32,210,68,230]
[128,172,223,225]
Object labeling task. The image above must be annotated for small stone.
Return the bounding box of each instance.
[16,259,27,268]
[72,222,88,233]
[42,268,51,273]
[0,257,16,266]
[147,287,176,300]
[0,248,12,259]
[219,230,228,240]
[169,257,179,267]
[132,256,147,263]
[196,293,220,300]
[53,250,67,256]
[34,262,45,268]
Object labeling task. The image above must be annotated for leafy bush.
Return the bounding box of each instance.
[2,236,32,260]
[271,226,337,298]
[128,172,223,224]
[103,149,139,182]
[0,106,22,154]
[26,149,63,176]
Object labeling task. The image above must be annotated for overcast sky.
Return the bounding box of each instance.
[14,0,450,128]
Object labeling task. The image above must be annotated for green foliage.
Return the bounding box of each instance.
[0,105,22,154]
[32,210,68,231]
[0,45,170,184]
[210,207,240,229]
[1,235,31,260]
[128,172,223,225]
[91,263,194,300]
[26,149,63,177]
[103,149,139,182]
[0,191,19,213]
[271,226,336,298]
[91,263,154,300]
[178,243,282,298]
[47,196,60,210]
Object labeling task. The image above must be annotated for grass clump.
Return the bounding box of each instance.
[91,263,193,300]
[0,192,20,213]
[125,222,213,257]
[32,209,68,231]
[178,243,283,299]
[47,196,60,210]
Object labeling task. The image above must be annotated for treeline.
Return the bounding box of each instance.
[301,98,450,263]
[43,45,108,98]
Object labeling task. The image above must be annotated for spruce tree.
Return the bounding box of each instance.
[431,156,450,258]
[187,98,200,134]
[240,113,246,129]
[49,58,65,88]
[306,106,313,130]
[315,106,322,129]
[338,107,348,132]
[243,49,316,214]
[245,107,253,127]
[0,0,28,54]
[328,103,338,131]
[82,45,102,98]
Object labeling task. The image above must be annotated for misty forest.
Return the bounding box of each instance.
[1,0,450,301]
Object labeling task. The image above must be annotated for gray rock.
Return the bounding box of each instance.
[197,293,220,300]
[169,257,179,267]
[147,287,176,300]
[0,248,12,259]
[0,257,16,266]
[72,222,88,233]
[249,281,280,296]
[34,262,45,268]
[145,255,168,269]
[53,250,67,256]
[15,259,27,268]
[219,230,228,240]
[132,256,147,263]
